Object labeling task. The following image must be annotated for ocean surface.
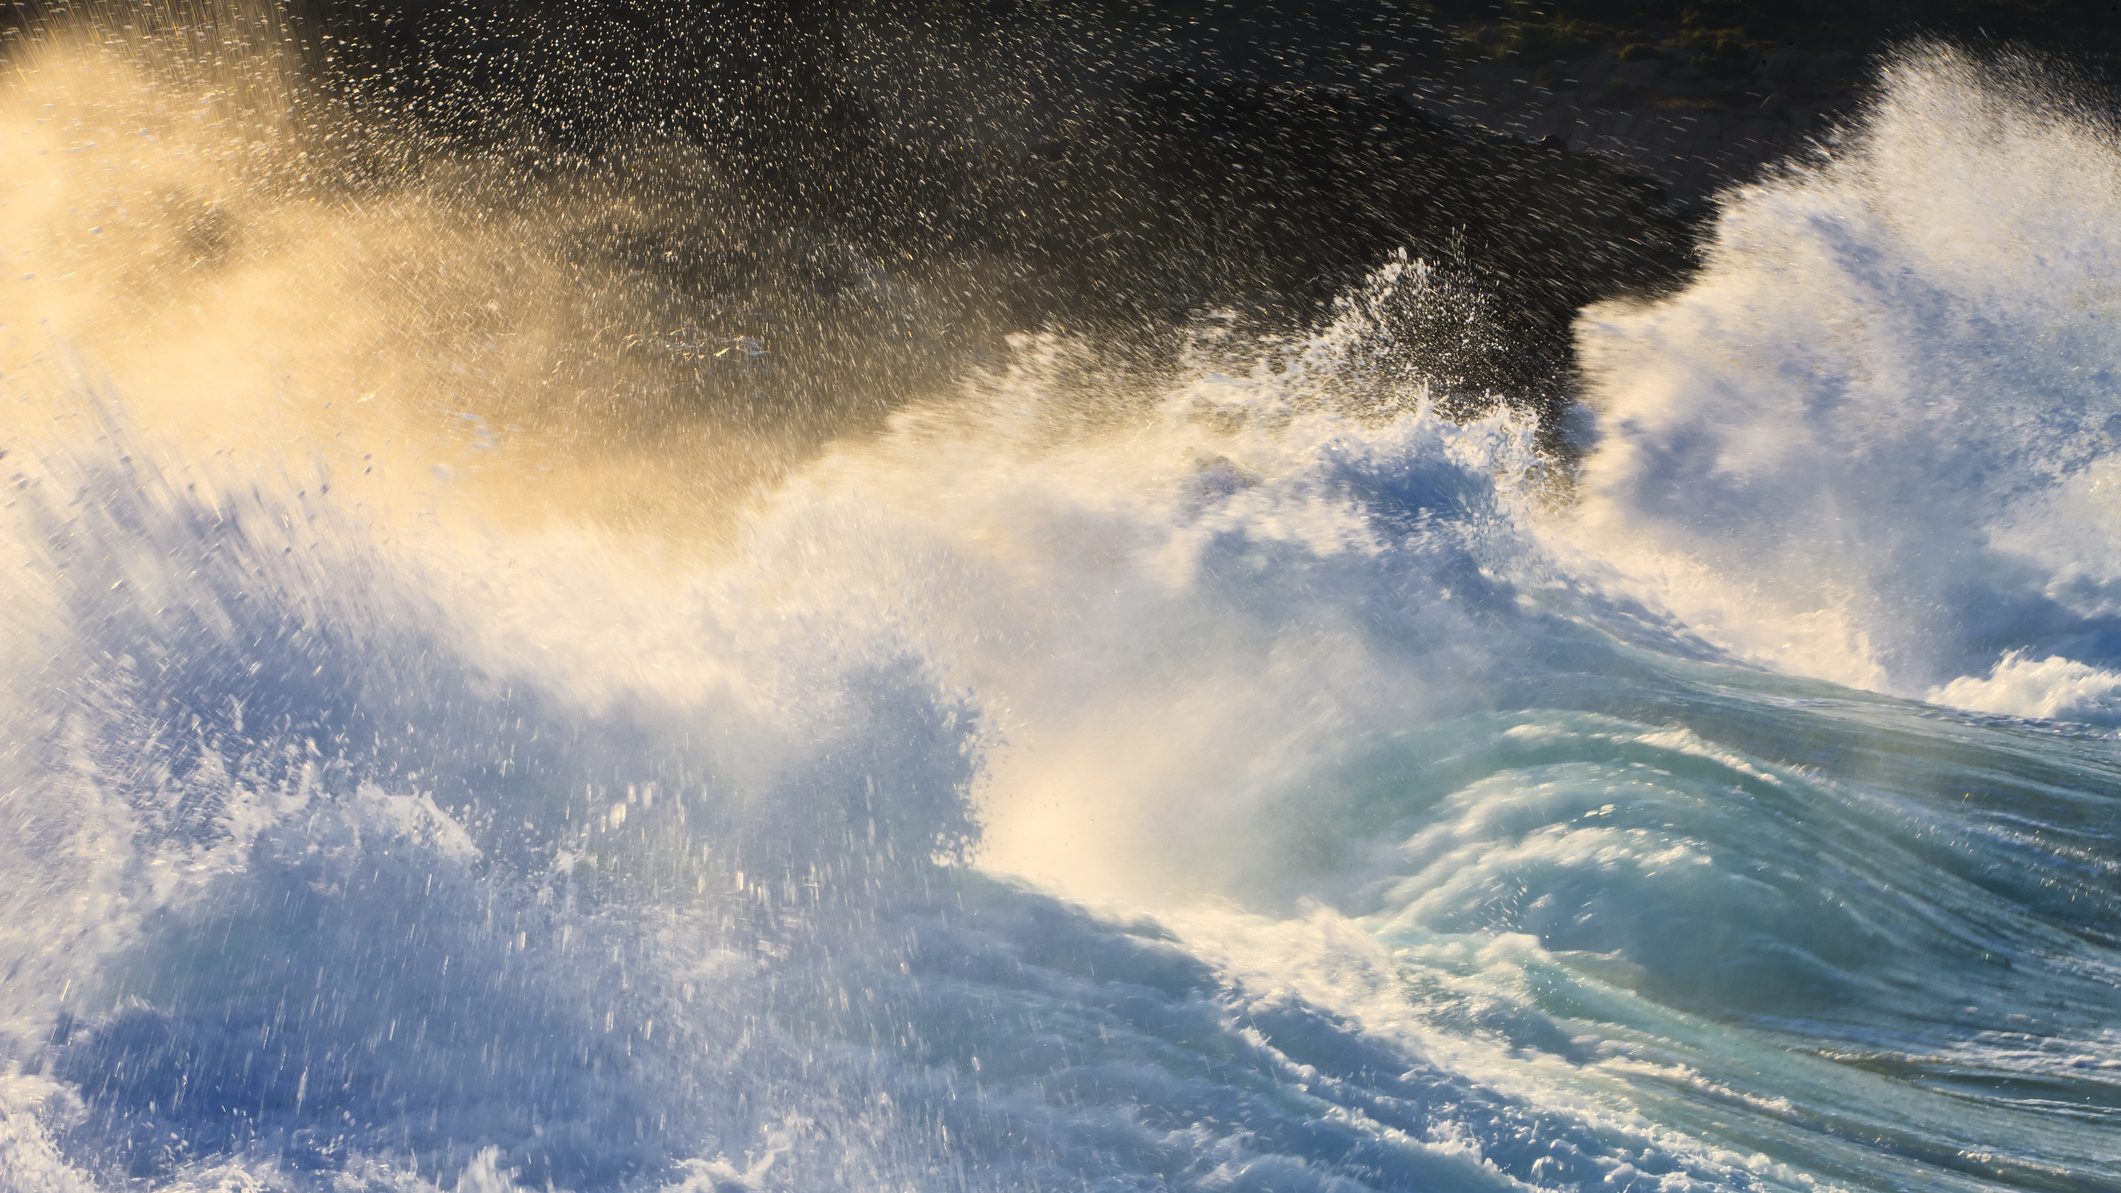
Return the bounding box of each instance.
[2,32,2118,1193]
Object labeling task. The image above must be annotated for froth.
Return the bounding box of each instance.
[1571,46,2121,722]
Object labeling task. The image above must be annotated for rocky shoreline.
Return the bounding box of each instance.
[1406,42,1867,205]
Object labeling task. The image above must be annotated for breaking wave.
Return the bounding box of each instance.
[1574,49,2121,723]
[1,30,2117,1193]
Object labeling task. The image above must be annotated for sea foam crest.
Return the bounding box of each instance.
[1572,47,2121,722]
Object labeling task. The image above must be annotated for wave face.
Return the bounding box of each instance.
[2,32,2118,1193]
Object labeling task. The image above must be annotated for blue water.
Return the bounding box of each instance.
[2,42,2117,1193]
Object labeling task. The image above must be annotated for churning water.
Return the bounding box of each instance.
[1,24,2117,1193]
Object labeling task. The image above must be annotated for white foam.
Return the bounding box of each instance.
[1927,651,2121,721]
[1571,48,2121,722]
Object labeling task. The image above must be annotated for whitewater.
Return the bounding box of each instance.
[2,27,2118,1193]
